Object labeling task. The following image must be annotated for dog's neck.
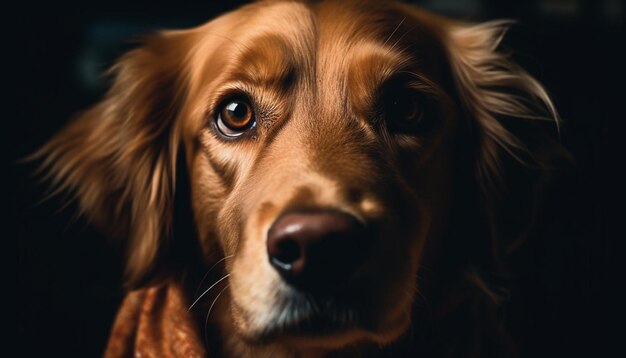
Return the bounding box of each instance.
[104,280,206,357]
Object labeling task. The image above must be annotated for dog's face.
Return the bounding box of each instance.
[39,0,558,354]
[183,1,456,347]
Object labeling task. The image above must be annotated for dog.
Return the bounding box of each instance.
[37,0,565,356]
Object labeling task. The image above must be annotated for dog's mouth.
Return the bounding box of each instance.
[237,293,377,347]
[262,305,358,342]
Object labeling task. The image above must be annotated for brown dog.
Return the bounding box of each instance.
[38,0,561,356]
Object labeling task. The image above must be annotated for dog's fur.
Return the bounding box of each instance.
[37,0,565,356]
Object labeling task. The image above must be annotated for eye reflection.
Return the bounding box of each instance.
[216,99,255,137]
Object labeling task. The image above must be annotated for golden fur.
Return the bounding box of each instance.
[37,0,561,356]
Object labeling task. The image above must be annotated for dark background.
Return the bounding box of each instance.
[12,0,621,356]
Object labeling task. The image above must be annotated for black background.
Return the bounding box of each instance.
[13,0,621,356]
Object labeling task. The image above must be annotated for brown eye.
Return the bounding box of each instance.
[216,99,255,137]
[386,90,426,131]
[383,82,437,134]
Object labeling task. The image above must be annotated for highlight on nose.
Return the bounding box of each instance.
[266,209,370,293]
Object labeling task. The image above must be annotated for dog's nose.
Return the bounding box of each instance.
[267,210,369,292]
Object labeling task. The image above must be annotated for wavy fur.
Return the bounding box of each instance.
[35,1,565,356]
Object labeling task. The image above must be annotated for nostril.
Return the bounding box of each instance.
[270,238,301,271]
[267,209,371,292]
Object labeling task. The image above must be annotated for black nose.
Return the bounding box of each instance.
[267,209,370,292]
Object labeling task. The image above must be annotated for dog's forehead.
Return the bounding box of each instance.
[203,1,443,86]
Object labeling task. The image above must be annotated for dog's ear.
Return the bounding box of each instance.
[444,21,561,189]
[443,21,574,268]
[36,32,189,287]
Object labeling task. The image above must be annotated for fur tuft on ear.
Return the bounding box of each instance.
[34,33,188,287]
[445,20,560,190]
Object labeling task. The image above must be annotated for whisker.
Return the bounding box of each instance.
[412,278,433,317]
[193,254,234,299]
[188,273,231,311]
[204,284,229,349]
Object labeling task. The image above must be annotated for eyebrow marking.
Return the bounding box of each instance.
[227,33,300,89]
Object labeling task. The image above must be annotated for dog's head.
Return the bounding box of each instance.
[38,0,559,353]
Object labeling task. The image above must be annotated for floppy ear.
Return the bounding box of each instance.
[445,21,560,189]
[443,21,575,270]
[36,32,188,287]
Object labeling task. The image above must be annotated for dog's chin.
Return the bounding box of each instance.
[233,297,411,350]
[244,306,362,348]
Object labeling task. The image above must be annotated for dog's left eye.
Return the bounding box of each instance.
[216,99,255,137]
[385,90,434,133]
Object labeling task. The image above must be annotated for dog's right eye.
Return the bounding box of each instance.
[215,99,255,137]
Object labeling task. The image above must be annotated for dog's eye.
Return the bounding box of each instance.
[385,90,433,133]
[216,99,255,137]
